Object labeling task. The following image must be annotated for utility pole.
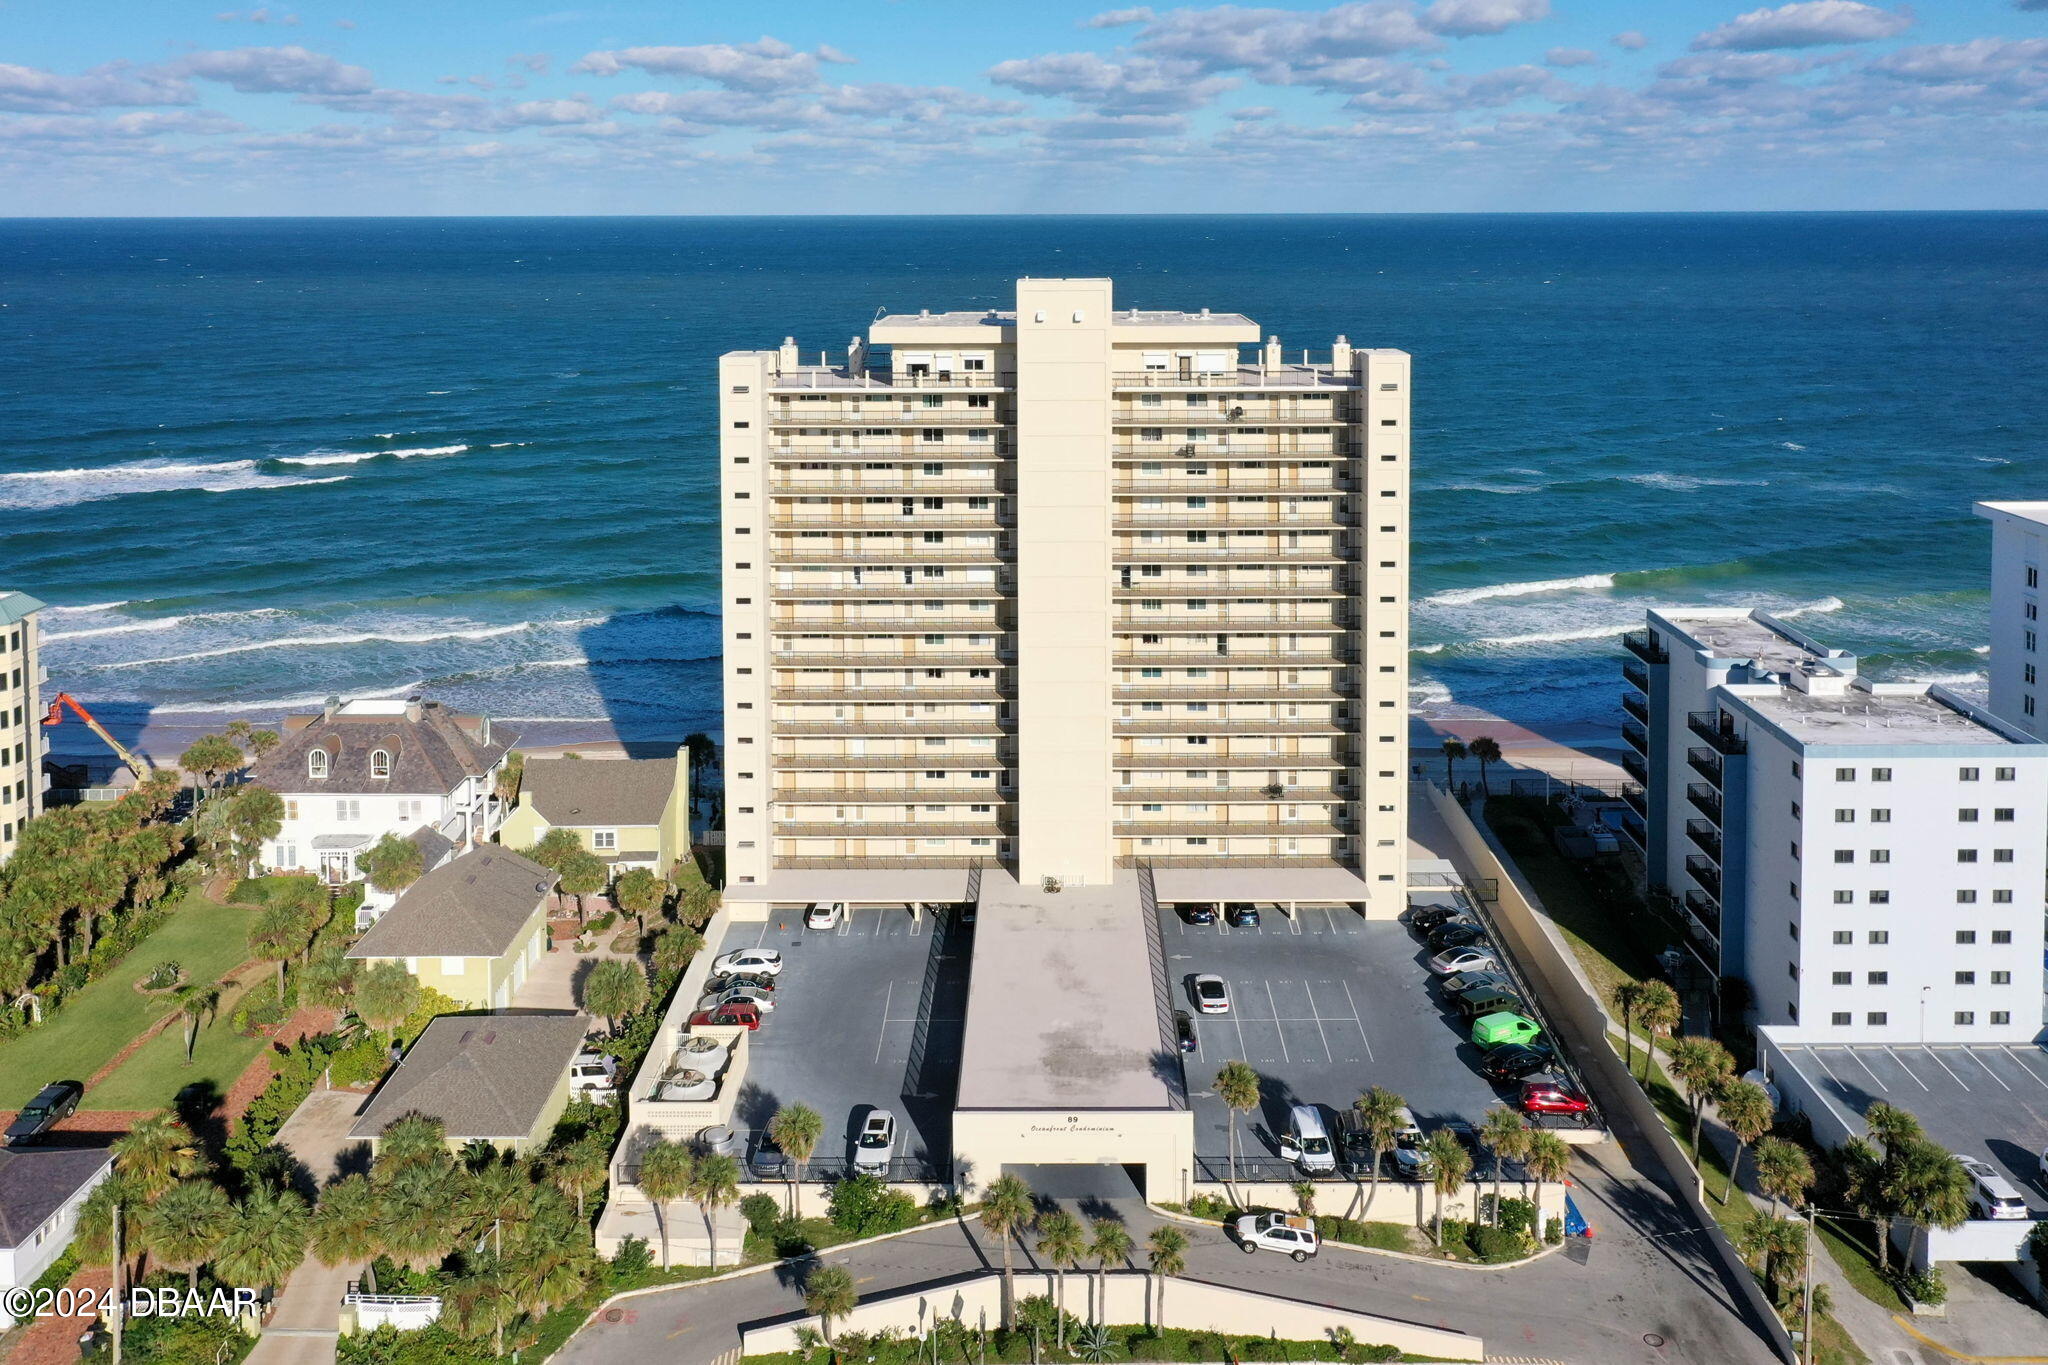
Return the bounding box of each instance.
[110,1200,123,1365]
[1801,1205,1815,1365]
[493,1217,504,1359]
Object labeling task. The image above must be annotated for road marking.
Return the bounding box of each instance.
[1846,1048,1889,1092]
[1340,977,1375,1063]
[1300,979,1335,1065]
[875,981,895,1064]
[1264,981,1290,1062]
[1922,1047,1971,1090]
[1288,913,1302,936]
[2003,1046,2048,1089]
[1882,1047,1931,1090]
[1230,1004,1248,1060]
[1964,1047,2013,1091]
[1887,1314,2048,1363]
[753,919,773,948]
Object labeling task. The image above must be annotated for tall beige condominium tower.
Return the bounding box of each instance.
[0,591,46,864]
[719,278,1410,914]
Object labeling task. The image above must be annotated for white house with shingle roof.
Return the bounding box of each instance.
[0,1146,113,1326]
[350,1013,590,1155]
[248,695,516,884]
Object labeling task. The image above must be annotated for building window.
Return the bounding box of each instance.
[1867,972,1888,984]
[1993,888,2014,903]
[1993,929,2012,943]
[1831,971,1851,985]
[1871,808,1890,823]
[1995,808,2015,822]
[1832,890,1852,904]
[1994,848,2014,863]
[1959,808,1980,822]
[1958,889,1978,903]
[1832,1012,1852,1026]
[1957,930,1978,944]
[1871,767,1891,782]
[592,829,617,850]
[1834,809,1854,823]
[1867,1012,1888,1026]
[1991,1011,2011,1025]
[1995,766,2016,781]
[1960,767,1981,781]
[308,750,330,780]
[1955,1012,1976,1026]
[1959,849,1979,863]
[1868,890,1890,903]
[1832,849,1853,864]
[1956,971,1977,985]
[1868,930,1889,944]
[1835,767,1855,781]
[336,799,360,821]
[1833,930,1852,944]
[370,749,391,780]
[1991,971,2011,985]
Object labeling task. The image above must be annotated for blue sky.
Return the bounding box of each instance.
[3,0,2047,213]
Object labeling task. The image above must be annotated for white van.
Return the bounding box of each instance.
[1277,1104,1336,1174]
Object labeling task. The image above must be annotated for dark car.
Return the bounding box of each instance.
[5,1081,82,1145]
[1455,987,1527,1019]
[1442,968,1513,998]
[1174,1010,1199,1053]
[1407,902,1466,933]
[705,972,778,994]
[1337,1124,1377,1178]
[1180,904,1217,926]
[1428,922,1488,952]
[1224,903,1261,928]
[751,1132,788,1180]
[1479,1042,1555,1083]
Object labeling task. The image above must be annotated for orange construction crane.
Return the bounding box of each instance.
[42,692,154,781]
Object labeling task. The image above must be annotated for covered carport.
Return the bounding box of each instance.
[721,865,980,923]
[1150,863,1373,922]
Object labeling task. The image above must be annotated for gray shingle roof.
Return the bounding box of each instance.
[346,846,555,960]
[349,1013,589,1141]
[248,698,514,796]
[0,1147,113,1248]
[520,755,679,829]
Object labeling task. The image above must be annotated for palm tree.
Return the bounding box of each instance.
[1422,1130,1470,1247]
[354,960,421,1039]
[980,1173,1034,1328]
[1882,1139,1973,1269]
[804,1264,858,1344]
[1035,1209,1085,1348]
[213,1185,310,1293]
[1087,1219,1133,1327]
[1737,1212,1808,1308]
[637,1140,694,1270]
[653,925,706,975]
[1214,1059,1261,1203]
[1862,1103,1925,1272]
[582,958,649,1035]
[1477,1107,1531,1227]
[310,1174,381,1269]
[179,733,244,798]
[140,1179,234,1288]
[112,1112,207,1199]
[692,1152,742,1271]
[768,1103,824,1218]
[548,1135,610,1222]
[169,980,223,1065]
[1716,1080,1774,1204]
[1353,1086,1405,1215]
[1634,980,1681,1081]
[1440,737,1467,788]
[356,832,426,896]
[1468,735,1503,795]
[1145,1225,1187,1328]
[558,849,608,924]
[1523,1132,1572,1242]
[613,868,663,934]
[375,1114,452,1175]
[1753,1138,1813,1217]
[1666,1036,1735,1158]
[1608,980,1644,1076]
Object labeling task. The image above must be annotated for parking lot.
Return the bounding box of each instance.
[1162,897,1545,1182]
[719,905,970,1182]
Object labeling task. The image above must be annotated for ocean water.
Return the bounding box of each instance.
[3,214,2045,753]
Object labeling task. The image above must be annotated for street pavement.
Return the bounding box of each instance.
[245,1087,371,1365]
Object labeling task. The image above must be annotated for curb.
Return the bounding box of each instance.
[1145,1203,1564,1272]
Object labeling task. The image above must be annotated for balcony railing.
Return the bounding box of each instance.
[1115,546,1351,563]
[771,581,1009,600]
[1117,854,1358,868]
[1686,747,1723,787]
[1685,820,1722,861]
[769,445,1011,461]
[774,719,1011,737]
[1115,648,1358,665]
[776,788,1012,805]
[1685,783,1722,823]
[1621,783,1647,817]
[1621,720,1649,754]
[1112,445,1353,460]
[773,822,1012,838]
[774,753,1014,770]
[770,617,1008,633]
[1116,820,1349,838]
[1113,786,1346,803]
[1622,658,1650,693]
[773,855,994,868]
[1687,711,1748,755]
[1112,751,1354,769]
[770,479,1010,496]
[1115,682,1356,700]
[1620,749,1648,784]
[1116,717,1354,735]
[1684,855,1721,900]
[771,367,1013,391]
[1619,814,1647,850]
[773,650,1013,667]
[1682,890,1723,940]
[769,410,1006,427]
[1110,368,1355,390]
[1621,692,1649,725]
[774,685,1007,702]
[1622,630,1668,664]
[1114,407,1349,426]
[1114,582,1350,599]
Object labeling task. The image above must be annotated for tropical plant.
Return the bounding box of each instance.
[1292,1180,1317,1216]
[1440,736,1467,788]
[548,1134,611,1222]
[179,733,245,796]
[1468,735,1503,794]
[1035,1209,1086,1349]
[353,960,421,1038]
[1088,1219,1133,1327]
[524,828,584,878]
[804,1264,858,1343]
[1666,1035,1735,1158]
[1609,980,1644,1076]
[767,1103,824,1218]
[1353,1086,1406,1215]
[1634,980,1681,1080]
[1478,1107,1531,1227]
[248,899,310,996]
[637,1139,694,1270]
[139,1179,234,1288]
[112,1112,207,1200]
[1714,1081,1774,1203]
[1422,1130,1471,1247]
[653,924,705,975]
[213,1184,310,1292]
[310,1174,381,1268]
[692,1151,742,1271]
[613,868,663,933]
[558,850,608,923]
[1215,1059,1262,1202]
[1146,1225,1187,1325]
[582,957,649,1034]
[1753,1138,1814,1216]
[979,1172,1034,1328]
[356,832,426,895]
[1883,1140,1973,1263]
[1523,1131,1573,1239]
[225,787,286,875]
[1075,1322,1120,1363]
[169,980,223,1064]
[1737,1212,1808,1308]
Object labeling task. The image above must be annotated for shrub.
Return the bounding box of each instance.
[1239,1336,1283,1361]
[229,978,293,1034]
[1467,1224,1527,1263]
[1493,1196,1536,1238]
[328,1036,392,1088]
[141,961,183,992]
[827,1174,919,1237]
[1545,1215,1564,1245]
[227,1033,339,1171]
[229,877,269,905]
[585,911,617,934]
[1898,1267,1947,1307]
[1185,1193,1232,1220]
[609,1236,652,1281]
[771,1216,813,1258]
[740,1193,781,1235]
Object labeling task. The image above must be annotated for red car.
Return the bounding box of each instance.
[1519,1080,1591,1119]
[688,1002,763,1030]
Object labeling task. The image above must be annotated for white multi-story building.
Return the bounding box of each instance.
[246,696,514,884]
[1625,610,2048,1043]
[717,277,1411,916]
[1974,500,2048,735]
[0,591,45,864]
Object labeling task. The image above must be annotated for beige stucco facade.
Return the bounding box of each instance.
[359,900,548,1010]
[720,279,1410,910]
[0,593,45,864]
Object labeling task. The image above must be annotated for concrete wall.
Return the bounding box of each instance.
[1975,502,2046,737]
[722,351,776,892]
[1199,1175,1566,1229]
[951,1106,1195,1203]
[740,1269,1482,1362]
[1354,348,1411,900]
[0,599,40,863]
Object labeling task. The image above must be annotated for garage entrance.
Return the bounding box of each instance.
[1001,1163,1146,1204]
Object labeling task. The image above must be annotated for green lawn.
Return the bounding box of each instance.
[0,894,263,1112]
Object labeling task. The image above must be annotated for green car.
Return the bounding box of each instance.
[1471,1011,1544,1050]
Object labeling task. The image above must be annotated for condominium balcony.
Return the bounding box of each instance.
[1113,648,1357,665]
[1114,582,1350,599]
[774,547,1008,565]
[1685,747,1723,787]
[1687,711,1748,755]
[770,617,1009,633]
[1110,366,1356,391]
[769,445,1012,461]
[1116,717,1354,735]
[773,685,1007,702]
[1620,749,1647,784]
[1621,720,1649,754]
[1684,855,1721,900]
[774,787,1012,805]
[1112,615,1351,634]
[1118,854,1356,869]
[1622,630,1668,664]
[1621,692,1649,725]
[774,856,992,869]
[773,649,1014,667]
[1685,783,1722,823]
[1114,751,1352,769]
[1114,510,1356,529]
[1621,783,1647,817]
[773,822,1012,838]
[770,367,1013,392]
[1619,813,1647,851]
[1114,820,1349,838]
[1113,786,1346,803]
[1685,820,1722,861]
[1622,658,1650,693]
[774,753,1013,770]
[1115,546,1351,563]
[769,410,1009,427]
[773,514,1011,532]
[769,580,1009,600]
[1113,407,1349,426]
[1112,445,1353,461]
[769,477,1010,495]
[1114,681,1356,701]
[774,718,1011,737]
[1682,890,1722,941]
[1116,475,1353,494]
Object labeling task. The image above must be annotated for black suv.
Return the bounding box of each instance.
[1478,1043,1555,1083]
[5,1081,83,1145]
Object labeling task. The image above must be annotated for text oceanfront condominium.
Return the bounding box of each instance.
[718,278,1410,908]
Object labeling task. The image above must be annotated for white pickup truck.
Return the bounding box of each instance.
[1232,1212,1319,1261]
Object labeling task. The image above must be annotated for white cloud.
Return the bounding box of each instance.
[0,61,193,113]
[502,97,603,126]
[1613,30,1650,50]
[572,38,848,92]
[1422,0,1550,39]
[180,46,373,95]
[1868,36,2048,84]
[1087,7,1157,26]
[987,51,1235,112]
[1123,3,1442,75]
[1545,47,1600,67]
[1692,2,1912,52]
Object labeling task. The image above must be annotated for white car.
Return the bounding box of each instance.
[806,902,846,929]
[1233,1212,1319,1261]
[1955,1154,2029,1220]
[1191,974,1230,1015]
[713,948,784,977]
[1429,945,1497,976]
[568,1053,616,1104]
[705,986,777,1014]
[853,1109,897,1174]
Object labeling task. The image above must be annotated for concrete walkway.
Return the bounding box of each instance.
[245,1087,370,1365]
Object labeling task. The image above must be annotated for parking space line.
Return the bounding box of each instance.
[1339,978,1374,1063]
[2004,1047,2048,1089]
[753,918,773,947]
[1963,1048,2013,1091]
[1920,1048,1971,1090]
[1846,1049,1889,1093]
[1230,1006,1248,1061]
[1300,980,1335,1065]
[874,981,894,1064]
[836,915,851,937]
[1882,1047,1931,1090]
[1287,913,1302,936]
[1264,981,1290,1063]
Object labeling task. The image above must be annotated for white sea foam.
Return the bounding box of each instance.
[1426,573,1615,606]
[94,622,545,670]
[1777,596,1844,619]
[1974,645,1992,654]
[44,616,192,642]
[1623,472,1769,492]
[1780,442,1807,451]
[45,600,131,615]
[149,679,426,713]
[275,444,468,467]
[232,476,350,492]
[1976,456,2011,465]
[1473,623,1635,647]
[1410,643,1448,655]
[487,442,527,449]
[1903,672,1986,687]
[0,457,347,510]
[1409,679,1454,706]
